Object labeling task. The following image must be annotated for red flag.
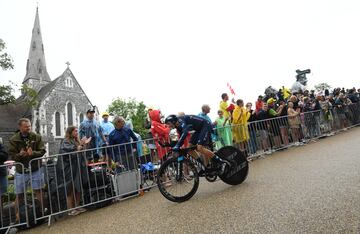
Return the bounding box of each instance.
[227,82,236,96]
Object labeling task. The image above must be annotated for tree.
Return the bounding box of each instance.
[0,39,14,70]
[0,39,15,105]
[0,84,15,105]
[21,84,39,108]
[107,98,148,137]
[314,83,331,92]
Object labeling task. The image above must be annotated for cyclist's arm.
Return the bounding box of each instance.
[175,124,191,149]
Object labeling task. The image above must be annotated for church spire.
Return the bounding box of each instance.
[23,7,51,91]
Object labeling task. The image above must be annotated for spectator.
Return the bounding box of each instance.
[278,100,290,146]
[198,104,216,150]
[100,112,114,163]
[57,126,88,216]
[198,104,212,123]
[324,89,330,97]
[219,93,231,121]
[8,118,46,213]
[267,98,284,148]
[335,93,352,129]
[214,110,233,149]
[79,108,108,161]
[108,116,138,172]
[289,95,300,111]
[320,95,333,133]
[287,102,301,145]
[347,89,359,103]
[301,97,316,139]
[0,140,8,210]
[232,99,249,150]
[246,102,257,154]
[149,110,170,161]
[100,112,115,142]
[310,90,315,99]
[312,95,322,136]
[328,94,336,106]
[255,95,264,114]
[256,104,271,154]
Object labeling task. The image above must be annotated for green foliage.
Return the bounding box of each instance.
[0,39,14,70]
[314,83,331,92]
[1,184,16,204]
[0,84,15,105]
[21,84,39,108]
[108,97,148,137]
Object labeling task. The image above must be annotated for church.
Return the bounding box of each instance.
[0,7,95,155]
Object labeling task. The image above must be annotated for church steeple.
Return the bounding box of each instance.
[23,7,51,91]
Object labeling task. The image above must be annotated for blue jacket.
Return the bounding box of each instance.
[109,127,138,156]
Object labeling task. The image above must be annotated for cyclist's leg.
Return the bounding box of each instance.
[196,124,215,160]
[186,132,201,159]
[196,145,214,159]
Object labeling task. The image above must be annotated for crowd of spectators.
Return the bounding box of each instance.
[203,87,360,156]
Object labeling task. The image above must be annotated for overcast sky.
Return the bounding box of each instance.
[0,0,359,119]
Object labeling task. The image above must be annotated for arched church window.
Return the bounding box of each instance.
[32,41,36,50]
[65,77,73,88]
[55,112,61,136]
[67,103,73,126]
[79,113,84,123]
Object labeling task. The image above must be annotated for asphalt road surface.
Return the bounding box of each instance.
[25,127,360,233]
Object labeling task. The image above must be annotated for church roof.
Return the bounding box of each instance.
[23,7,51,85]
[37,77,60,101]
[35,67,94,108]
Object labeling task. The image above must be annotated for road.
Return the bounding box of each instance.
[26,127,360,233]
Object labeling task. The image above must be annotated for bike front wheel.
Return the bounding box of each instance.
[157,157,199,202]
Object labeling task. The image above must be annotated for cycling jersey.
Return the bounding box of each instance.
[175,115,212,149]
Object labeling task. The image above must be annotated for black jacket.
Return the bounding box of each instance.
[0,143,8,177]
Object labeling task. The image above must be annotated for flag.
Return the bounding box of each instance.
[227,82,236,96]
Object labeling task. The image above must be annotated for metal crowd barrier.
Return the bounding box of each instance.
[1,102,359,231]
[0,162,30,233]
[24,138,164,226]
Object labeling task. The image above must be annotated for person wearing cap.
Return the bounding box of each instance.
[266,98,284,149]
[79,108,108,160]
[100,112,114,143]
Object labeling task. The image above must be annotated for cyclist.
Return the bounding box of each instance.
[164,114,230,175]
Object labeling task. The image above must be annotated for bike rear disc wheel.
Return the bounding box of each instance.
[217,146,249,185]
[157,157,199,202]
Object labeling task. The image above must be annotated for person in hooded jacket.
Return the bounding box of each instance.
[149,110,170,161]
